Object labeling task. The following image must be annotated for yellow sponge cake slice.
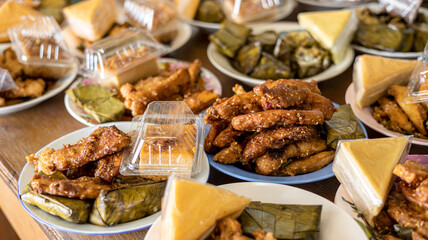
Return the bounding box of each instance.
[298,10,357,63]
[332,137,410,226]
[161,179,251,240]
[353,54,420,109]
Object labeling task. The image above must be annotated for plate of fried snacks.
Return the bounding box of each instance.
[62,0,192,58]
[333,137,428,240]
[18,122,210,235]
[204,79,367,184]
[352,2,428,58]
[207,21,354,87]
[65,58,222,126]
[175,0,297,32]
[0,17,78,115]
[145,179,368,240]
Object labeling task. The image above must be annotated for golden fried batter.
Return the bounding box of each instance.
[213,142,245,164]
[1,78,45,99]
[183,90,220,114]
[393,160,428,185]
[298,92,336,120]
[398,181,428,210]
[264,79,321,94]
[27,126,131,174]
[232,109,324,131]
[377,97,415,133]
[255,138,328,175]
[388,85,427,135]
[274,150,335,176]
[243,125,318,161]
[233,84,246,95]
[0,97,5,107]
[31,174,111,199]
[94,151,123,183]
[253,83,309,110]
[1,48,24,78]
[204,124,226,154]
[214,125,246,148]
[416,179,428,204]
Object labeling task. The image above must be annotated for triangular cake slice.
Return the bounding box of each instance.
[161,179,251,240]
[298,10,357,63]
[63,0,116,42]
[354,54,420,108]
[0,1,42,42]
[332,137,410,226]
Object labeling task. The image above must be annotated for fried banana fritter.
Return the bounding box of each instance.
[94,151,123,183]
[31,174,111,199]
[273,150,335,176]
[393,160,428,185]
[26,126,131,174]
[183,90,219,114]
[398,181,428,210]
[243,125,318,161]
[253,83,309,110]
[388,85,427,135]
[213,141,245,164]
[1,78,46,99]
[231,109,324,131]
[255,138,328,175]
[264,79,321,94]
[377,97,415,133]
[204,123,226,154]
[213,125,246,148]
[298,92,336,120]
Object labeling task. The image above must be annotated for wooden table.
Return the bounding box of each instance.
[1,3,428,240]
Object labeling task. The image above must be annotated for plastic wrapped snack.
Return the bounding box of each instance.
[8,16,75,79]
[124,0,179,43]
[0,68,17,93]
[219,0,284,23]
[63,0,117,42]
[408,43,428,105]
[83,29,168,88]
[120,101,205,179]
[332,136,412,226]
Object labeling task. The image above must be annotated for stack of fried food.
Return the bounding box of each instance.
[26,126,131,198]
[373,85,428,139]
[373,160,428,240]
[204,79,337,176]
[208,217,276,240]
[0,47,48,107]
[120,59,220,116]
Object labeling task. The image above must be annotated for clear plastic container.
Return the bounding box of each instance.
[218,0,285,23]
[83,29,168,88]
[379,0,422,24]
[120,101,205,178]
[332,136,412,226]
[124,0,179,43]
[408,43,428,103]
[8,16,75,79]
[0,68,17,92]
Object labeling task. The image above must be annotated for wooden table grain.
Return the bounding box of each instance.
[1,3,428,239]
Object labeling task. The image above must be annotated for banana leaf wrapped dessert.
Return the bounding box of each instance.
[294,44,330,79]
[238,201,322,240]
[196,0,225,23]
[249,30,278,53]
[21,186,92,224]
[250,52,293,79]
[412,23,428,51]
[89,180,166,226]
[233,42,262,75]
[324,104,366,149]
[209,21,250,58]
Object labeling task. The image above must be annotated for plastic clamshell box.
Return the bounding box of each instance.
[218,0,285,23]
[124,0,179,41]
[332,136,412,226]
[0,68,17,92]
[120,101,205,178]
[8,16,75,79]
[83,29,168,88]
[408,44,428,104]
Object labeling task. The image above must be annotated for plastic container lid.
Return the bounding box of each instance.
[0,68,17,92]
[408,43,428,103]
[8,16,74,67]
[120,101,205,178]
[218,0,285,23]
[124,0,178,37]
[83,29,168,86]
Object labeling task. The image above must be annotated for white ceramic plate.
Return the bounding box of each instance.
[297,0,372,8]
[207,22,355,87]
[0,44,78,115]
[351,3,428,59]
[145,182,368,240]
[63,22,192,59]
[186,0,297,33]
[17,122,210,235]
[334,184,357,219]
[345,83,428,146]
[64,58,222,126]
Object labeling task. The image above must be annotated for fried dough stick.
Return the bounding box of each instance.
[377,97,415,133]
[26,126,131,174]
[273,150,335,176]
[94,151,123,183]
[120,68,190,116]
[31,174,111,200]
[231,109,324,131]
[255,138,328,175]
[264,79,321,94]
[183,90,219,114]
[386,192,428,238]
[204,124,227,153]
[213,141,245,164]
[213,125,246,148]
[204,91,262,125]
[253,83,309,110]
[243,125,318,161]
[393,160,428,185]
[388,85,427,135]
